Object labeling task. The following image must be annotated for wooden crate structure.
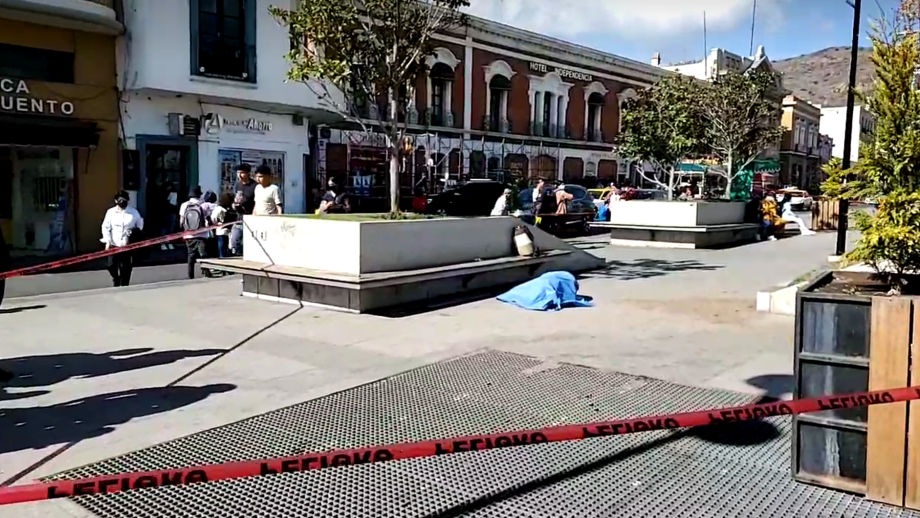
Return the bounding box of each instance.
[863,297,920,508]
[793,276,873,494]
[812,198,839,231]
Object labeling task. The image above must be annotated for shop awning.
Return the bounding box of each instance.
[678,162,707,173]
[0,114,99,148]
[740,159,781,174]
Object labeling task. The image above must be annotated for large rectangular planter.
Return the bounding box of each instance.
[242,216,518,275]
[608,200,746,227]
[793,270,920,503]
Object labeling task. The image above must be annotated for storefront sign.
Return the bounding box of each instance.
[528,62,593,82]
[0,78,75,116]
[204,114,273,135]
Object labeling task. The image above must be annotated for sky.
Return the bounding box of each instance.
[466,0,904,65]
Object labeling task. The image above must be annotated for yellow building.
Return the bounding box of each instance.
[780,95,825,190]
[0,0,121,256]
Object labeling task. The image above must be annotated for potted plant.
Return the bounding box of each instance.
[792,5,920,494]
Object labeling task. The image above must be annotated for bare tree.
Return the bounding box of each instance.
[271,0,468,214]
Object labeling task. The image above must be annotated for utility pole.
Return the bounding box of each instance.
[836,0,861,257]
[750,0,757,56]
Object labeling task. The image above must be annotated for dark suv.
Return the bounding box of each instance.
[424,180,508,216]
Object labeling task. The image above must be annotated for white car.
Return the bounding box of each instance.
[778,189,813,211]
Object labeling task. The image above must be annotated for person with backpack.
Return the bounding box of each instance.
[179,186,212,279]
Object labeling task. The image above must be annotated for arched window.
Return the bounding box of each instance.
[531,154,557,181]
[487,156,501,173]
[484,60,515,133]
[469,151,486,178]
[429,63,454,127]
[488,75,511,132]
[587,92,605,142]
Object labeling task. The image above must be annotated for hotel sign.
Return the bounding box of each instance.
[0,78,75,116]
[528,62,594,82]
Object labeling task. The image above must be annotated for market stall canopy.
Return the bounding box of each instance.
[740,159,781,174]
[0,114,99,148]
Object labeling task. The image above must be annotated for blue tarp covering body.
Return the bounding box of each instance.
[497,271,593,311]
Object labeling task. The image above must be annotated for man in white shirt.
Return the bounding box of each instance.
[490,188,512,216]
[179,185,212,279]
[101,190,144,287]
[253,165,283,216]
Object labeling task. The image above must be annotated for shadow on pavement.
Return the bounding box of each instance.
[0,348,228,389]
[0,384,235,454]
[0,304,46,315]
[746,374,795,399]
[581,258,723,281]
[427,397,779,518]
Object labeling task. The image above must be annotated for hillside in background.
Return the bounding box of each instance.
[774,46,875,107]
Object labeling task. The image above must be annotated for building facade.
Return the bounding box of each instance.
[0,0,121,256]
[317,15,668,207]
[118,0,339,229]
[779,95,832,189]
[819,105,875,163]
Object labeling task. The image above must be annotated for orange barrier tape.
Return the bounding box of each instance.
[0,385,916,506]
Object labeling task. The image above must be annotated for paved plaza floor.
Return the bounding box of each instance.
[0,232,860,517]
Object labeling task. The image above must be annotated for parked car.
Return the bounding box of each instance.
[518,184,597,235]
[777,188,813,211]
[424,180,508,216]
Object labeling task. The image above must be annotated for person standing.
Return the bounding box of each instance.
[101,191,144,287]
[236,164,257,215]
[211,193,238,258]
[253,165,283,216]
[490,188,512,216]
[180,186,211,279]
[554,184,573,215]
[231,163,257,255]
[532,178,545,215]
[160,183,178,250]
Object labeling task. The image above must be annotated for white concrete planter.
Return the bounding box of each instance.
[608,201,746,227]
[242,216,519,275]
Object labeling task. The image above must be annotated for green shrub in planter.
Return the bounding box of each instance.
[821,14,920,292]
[849,192,920,290]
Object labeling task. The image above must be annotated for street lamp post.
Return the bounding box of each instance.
[836,0,862,256]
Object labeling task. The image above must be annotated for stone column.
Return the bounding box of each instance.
[426,76,432,113]
[557,95,567,138]
[484,86,492,130]
[548,92,557,137]
[594,105,603,141]
[584,99,590,139]
[534,91,544,136]
[500,90,509,133]
[444,81,453,127]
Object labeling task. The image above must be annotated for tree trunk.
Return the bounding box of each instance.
[666,167,675,201]
[724,154,734,200]
[389,143,400,213]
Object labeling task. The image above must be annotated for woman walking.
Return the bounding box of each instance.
[100,191,144,287]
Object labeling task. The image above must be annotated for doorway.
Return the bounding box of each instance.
[137,137,197,238]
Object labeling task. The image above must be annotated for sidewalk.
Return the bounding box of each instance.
[0,232,845,517]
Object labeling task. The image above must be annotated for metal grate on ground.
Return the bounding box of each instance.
[48,350,920,518]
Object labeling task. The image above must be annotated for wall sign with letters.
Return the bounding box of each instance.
[528,62,594,82]
[0,78,75,116]
[204,114,273,135]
